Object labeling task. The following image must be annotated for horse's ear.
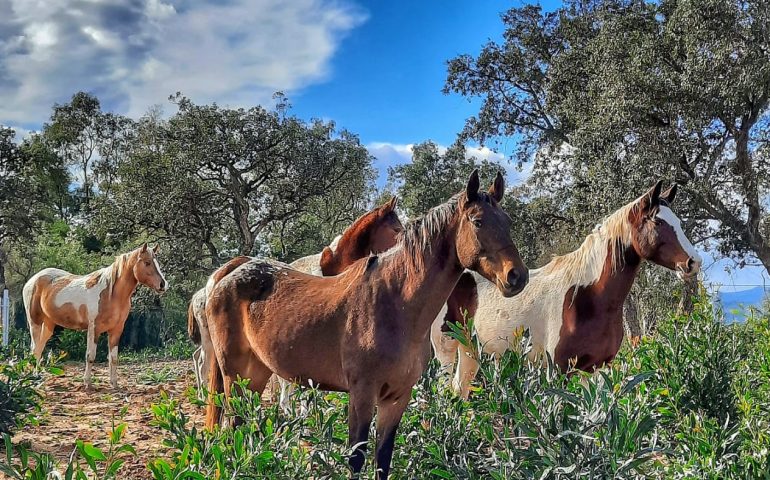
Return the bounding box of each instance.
[319,247,335,274]
[638,180,663,215]
[141,243,148,253]
[465,169,480,202]
[661,183,678,205]
[488,171,505,203]
[385,196,398,212]
[152,244,160,255]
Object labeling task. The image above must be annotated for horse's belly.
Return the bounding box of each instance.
[42,300,89,330]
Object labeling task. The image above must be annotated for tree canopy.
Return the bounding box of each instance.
[446,0,770,271]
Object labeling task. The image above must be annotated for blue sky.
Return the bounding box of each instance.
[0,0,766,292]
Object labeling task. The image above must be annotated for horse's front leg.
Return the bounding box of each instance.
[84,320,97,389]
[375,395,409,480]
[107,325,126,389]
[348,387,375,478]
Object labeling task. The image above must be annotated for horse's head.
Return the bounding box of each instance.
[456,170,528,297]
[320,197,403,276]
[629,180,702,279]
[134,244,168,293]
[370,196,404,253]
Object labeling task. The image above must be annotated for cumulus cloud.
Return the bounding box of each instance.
[366,141,532,187]
[0,0,367,124]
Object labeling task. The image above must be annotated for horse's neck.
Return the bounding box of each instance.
[340,224,373,260]
[591,244,642,311]
[110,259,139,302]
[390,220,463,337]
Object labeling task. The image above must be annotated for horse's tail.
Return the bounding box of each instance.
[188,298,201,345]
[22,276,36,326]
[205,352,223,430]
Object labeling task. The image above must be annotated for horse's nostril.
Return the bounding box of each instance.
[507,269,520,287]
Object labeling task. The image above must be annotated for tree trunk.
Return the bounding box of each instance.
[677,277,697,315]
[623,294,642,338]
[0,248,6,291]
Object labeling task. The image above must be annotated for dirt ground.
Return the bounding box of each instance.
[9,359,205,479]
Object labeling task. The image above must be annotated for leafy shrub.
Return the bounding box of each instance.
[0,408,135,479]
[0,354,62,434]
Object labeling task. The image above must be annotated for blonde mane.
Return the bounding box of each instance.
[108,249,138,295]
[541,200,636,289]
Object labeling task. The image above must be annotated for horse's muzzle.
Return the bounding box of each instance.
[498,267,529,297]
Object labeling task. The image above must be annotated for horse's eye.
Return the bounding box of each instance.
[471,218,482,228]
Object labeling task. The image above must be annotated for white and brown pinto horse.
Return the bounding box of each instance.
[432,181,702,398]
[205,172,527,479]
[187,197,403,399]
[24,244,167,388]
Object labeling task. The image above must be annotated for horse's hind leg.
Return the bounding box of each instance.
[32,320,55,360]
[192,346,204,397]
[430,313,458,372]
[220,353,272,427]
[452,343,479,400]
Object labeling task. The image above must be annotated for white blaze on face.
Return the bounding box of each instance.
[153,257,168,289]
[656,206,702,264]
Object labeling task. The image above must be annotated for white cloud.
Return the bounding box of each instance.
[0,0,367,124]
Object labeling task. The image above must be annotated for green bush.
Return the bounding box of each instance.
[0,354,63,434]
[3,297,770,479]
[0,408,136,479]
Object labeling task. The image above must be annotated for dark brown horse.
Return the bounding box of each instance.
[205,171,528,479]
[431,181,702,398]
[188,197,403,395]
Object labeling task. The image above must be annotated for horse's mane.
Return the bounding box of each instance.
[542,200,636,289]
[396,193,462,275]
[108,249,137,295]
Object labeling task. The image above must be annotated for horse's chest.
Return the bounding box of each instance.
[554,286,624,371]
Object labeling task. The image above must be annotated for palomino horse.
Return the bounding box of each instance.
[23,244,168,388]
[187,197,403,398]
[431,181,702,398]
[205,171,528,479]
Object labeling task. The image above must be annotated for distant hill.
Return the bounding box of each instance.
[716,286,768,323]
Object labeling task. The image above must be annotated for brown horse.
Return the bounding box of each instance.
[188,197,403,396]
[204,171,528,479]
[23,244,167,388]
[431,181,702,397]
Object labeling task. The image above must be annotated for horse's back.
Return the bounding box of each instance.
[290,253,322,276]
[208,258,351,389]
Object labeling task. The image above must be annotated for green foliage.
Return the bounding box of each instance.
[446,0,770,270]
[387,141,503,218]
[137,365,179,385]
[0,408,135,479]
[142,299,770,479]
[0,354,63,434]
[147,386,351,479]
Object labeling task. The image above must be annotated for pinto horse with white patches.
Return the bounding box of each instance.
[432,181,702,398]
[24,244,167,388]
[205,171,527,479]
[187,197,403,398]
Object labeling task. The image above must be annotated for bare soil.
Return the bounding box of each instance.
[9,359,204,479]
